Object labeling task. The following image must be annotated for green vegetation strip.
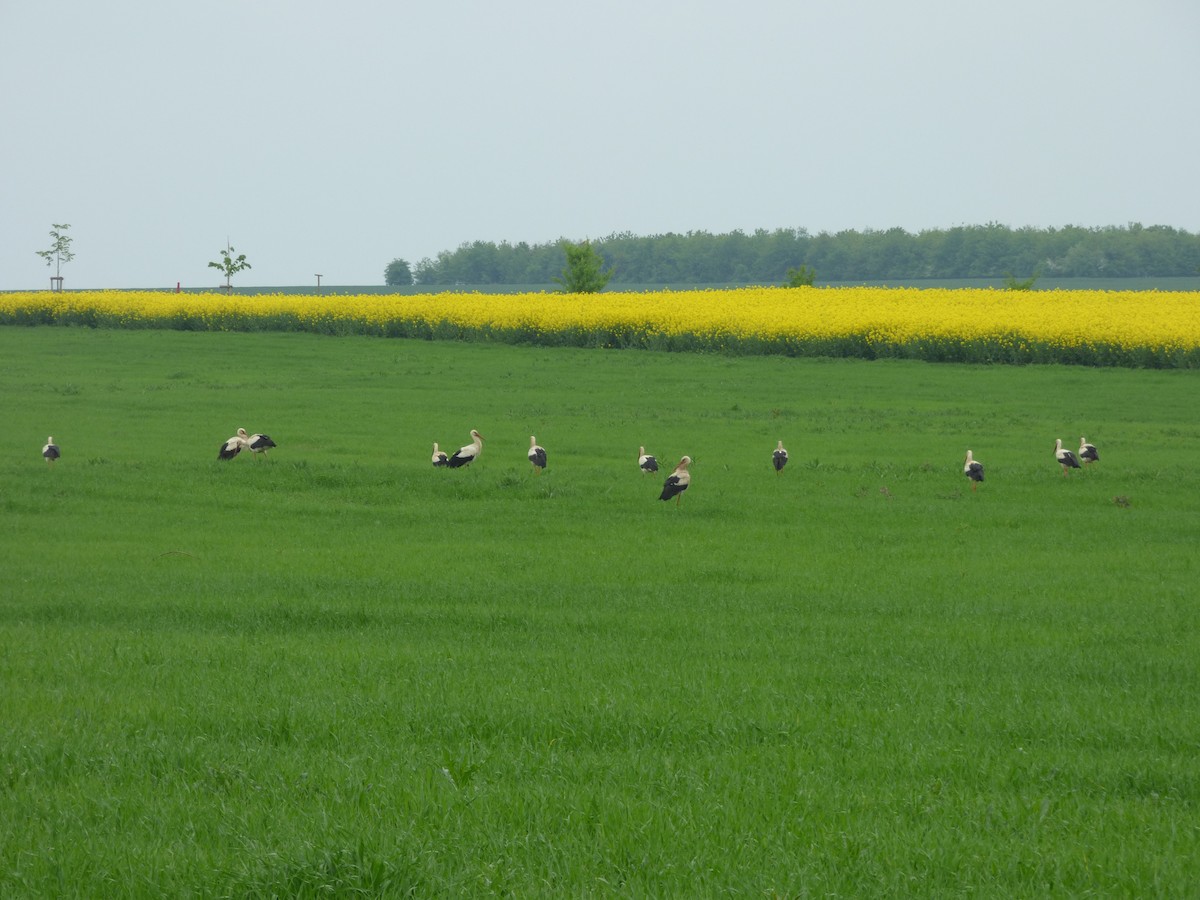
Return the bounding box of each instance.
[1,327,1197,895]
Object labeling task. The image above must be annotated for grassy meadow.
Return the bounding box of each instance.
[1,325,1198,896]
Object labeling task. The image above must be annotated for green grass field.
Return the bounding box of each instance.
[68,275,1200,294]
[2,326,1197,896]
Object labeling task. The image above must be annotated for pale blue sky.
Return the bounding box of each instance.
[2,0,1198,288]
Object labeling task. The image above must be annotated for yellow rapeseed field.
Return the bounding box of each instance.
[2,287,1198,366]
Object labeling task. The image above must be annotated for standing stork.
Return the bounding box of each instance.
[528,435,547,473]
[218,428,249,460]
[42,436,60,464]
[638,446,658,474]
[963,450,984,491]
[773,440,788,474]
[1054,438,1081,476]
[446,429,484,468]
[431,442,449,467]
[247,432,277,459]
[659,456,692,506]
[1079,436,1099,466]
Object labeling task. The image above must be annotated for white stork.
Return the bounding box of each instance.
[431,442,449,467]
[638,446,658,474]
[42,436,60,464]
[247,432,277,459]
[773,440,788,474]
[528,435,547,473]
[218,428,249,460]
[1079,436,1099,466]
[446,429,484,468]
[659,456,692,506]
[963,450,984,491]
[1055,438,1081,476]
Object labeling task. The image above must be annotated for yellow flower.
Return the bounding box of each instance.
[2,286,1198,365]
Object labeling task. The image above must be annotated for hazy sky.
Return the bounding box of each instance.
[3,0,1198,289]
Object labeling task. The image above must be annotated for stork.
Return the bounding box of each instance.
[218,428,249,460]
[528,435,547,473]
[773,440,788,474]
[446,430,484,468]
[42,436,60,464]
[431,442,449,467]
[1055,438,1081,476]
[1079,437,1099,466]
[963,450,984,491]
[659,456,692,506]
[638,446,658,474]
[247,432,277,459]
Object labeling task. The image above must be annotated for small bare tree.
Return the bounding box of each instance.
[37,223,75,291]
[208,241,252,291]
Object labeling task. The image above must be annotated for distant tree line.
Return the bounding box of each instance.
[399,224,1200,286]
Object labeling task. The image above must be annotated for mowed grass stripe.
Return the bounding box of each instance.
[0,326,1197,896]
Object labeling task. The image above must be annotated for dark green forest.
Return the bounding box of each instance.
[393,223,1200,286]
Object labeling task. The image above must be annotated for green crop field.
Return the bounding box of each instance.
[1,326,1197,896]
[74,274,1200,295]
